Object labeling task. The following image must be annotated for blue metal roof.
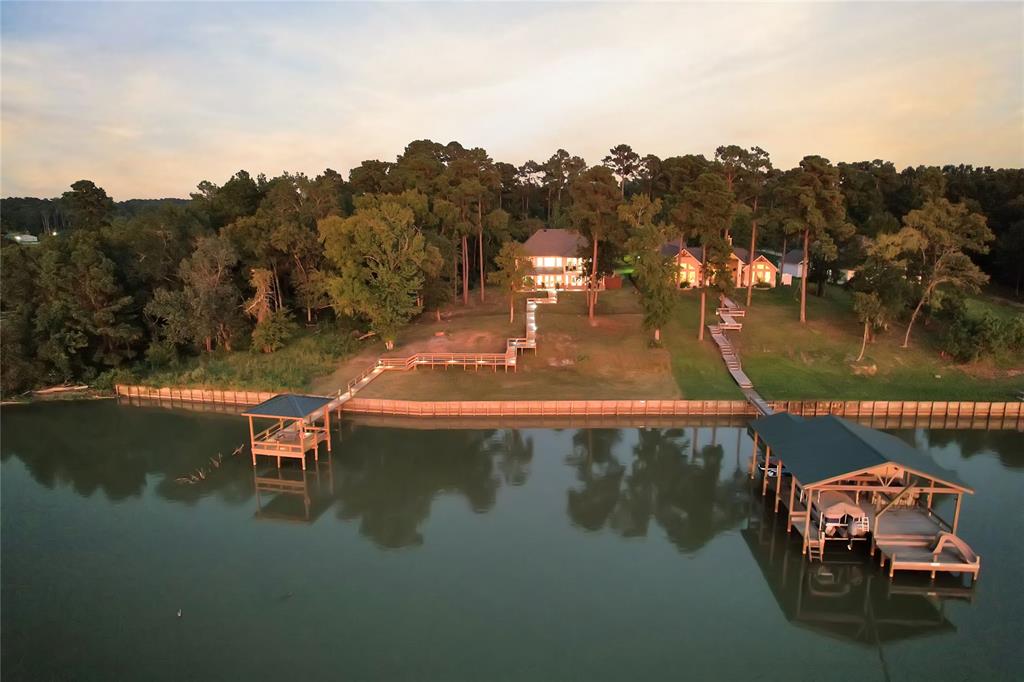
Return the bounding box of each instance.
[242,394,333,419]
[749,413,970,491]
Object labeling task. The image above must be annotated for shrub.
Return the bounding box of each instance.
[145,339,178,369]
[93,367,138,391]
[251,309,298,353]
[1003,316,1024,353]
[942,311,1002,363]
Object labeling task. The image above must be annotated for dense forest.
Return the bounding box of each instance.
[2,140,1022,395]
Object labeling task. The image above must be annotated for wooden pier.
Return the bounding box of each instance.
[242,394,336,470]
[749,413,981,583]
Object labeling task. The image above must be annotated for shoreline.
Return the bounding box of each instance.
[109,384,1024,430]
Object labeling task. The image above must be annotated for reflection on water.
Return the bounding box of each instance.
[331,427,533,547]
[566,427,748,552]
[744,498,972,651]
[3,401,1023,681]
[1,404,750,552]
[253,458,335,523]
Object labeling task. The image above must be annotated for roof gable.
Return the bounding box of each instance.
[661,243,702,262]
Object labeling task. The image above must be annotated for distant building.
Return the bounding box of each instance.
[781,248,856,285]
[5,233,39,246]
[520,228,590,289]
[661,243,778,288]
[782,249,805,279]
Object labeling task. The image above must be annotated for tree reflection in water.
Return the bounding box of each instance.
[566,427,749,553]
[332,427,534,548]
[0,401,252,505]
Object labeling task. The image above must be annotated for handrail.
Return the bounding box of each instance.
[335,289,560,403]
[875,480,917,525]
[922,506,954,532]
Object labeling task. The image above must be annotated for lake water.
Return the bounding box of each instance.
[2,401,1022,681]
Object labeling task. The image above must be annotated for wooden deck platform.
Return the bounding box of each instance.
[244,394,336,470]
[331,290,559,409]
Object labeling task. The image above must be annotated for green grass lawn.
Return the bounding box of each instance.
[731,285,1024,400]
[129,281,1023,402]
[355,286,684,400]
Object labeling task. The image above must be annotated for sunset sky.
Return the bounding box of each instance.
[2,1,1022,200]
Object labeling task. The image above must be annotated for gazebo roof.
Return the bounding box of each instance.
[242,394,333,420]
[749,413,970,491]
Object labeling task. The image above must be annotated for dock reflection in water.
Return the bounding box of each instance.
[744,497,973,649]
[252,454,335,524]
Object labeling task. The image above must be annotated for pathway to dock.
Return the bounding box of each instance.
[708,295,773,416]
[328,289,559,412]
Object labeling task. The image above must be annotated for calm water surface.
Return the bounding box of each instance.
[2,401,1022,681]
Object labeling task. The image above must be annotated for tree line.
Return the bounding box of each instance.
[2,140,1021,395]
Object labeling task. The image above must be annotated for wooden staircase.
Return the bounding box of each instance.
[807,536,825,562]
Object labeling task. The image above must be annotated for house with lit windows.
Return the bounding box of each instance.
[660,243,778,288]
[520,228,591,289]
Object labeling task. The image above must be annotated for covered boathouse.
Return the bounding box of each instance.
[748,413,980,583]
[242,394,335,470]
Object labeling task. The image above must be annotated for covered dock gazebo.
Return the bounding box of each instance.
[748,413,980,581]
[242,394,334,470]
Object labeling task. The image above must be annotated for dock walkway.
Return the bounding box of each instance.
[708,295,771,415]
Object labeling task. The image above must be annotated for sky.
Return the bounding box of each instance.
[2,2,1022,200]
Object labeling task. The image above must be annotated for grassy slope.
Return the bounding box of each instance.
[354,285,687,400]
[132,282,1022,401]
[139,324,362,392]
[661,290,746,398]
[733,285,1024,400]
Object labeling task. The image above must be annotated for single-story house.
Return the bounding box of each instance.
[782,249,805,280]
[661,243,778,288]
[782,249,856,285]
[521,228,590,289]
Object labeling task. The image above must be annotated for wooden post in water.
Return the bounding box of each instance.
[761,447,772,497]
[324,407,332,453]
[802,490,812,555]
[749,433,759,479]
[248,416,256,466]
[787,484,796,533]
[774,461,783,512]
[953,493,963,534]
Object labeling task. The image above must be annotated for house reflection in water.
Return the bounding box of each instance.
[743,504,972,647]
[253,455,334,523]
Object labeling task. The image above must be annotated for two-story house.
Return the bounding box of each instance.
[521,228,590,289]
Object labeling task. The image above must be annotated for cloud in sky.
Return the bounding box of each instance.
[2,1,1021,199]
